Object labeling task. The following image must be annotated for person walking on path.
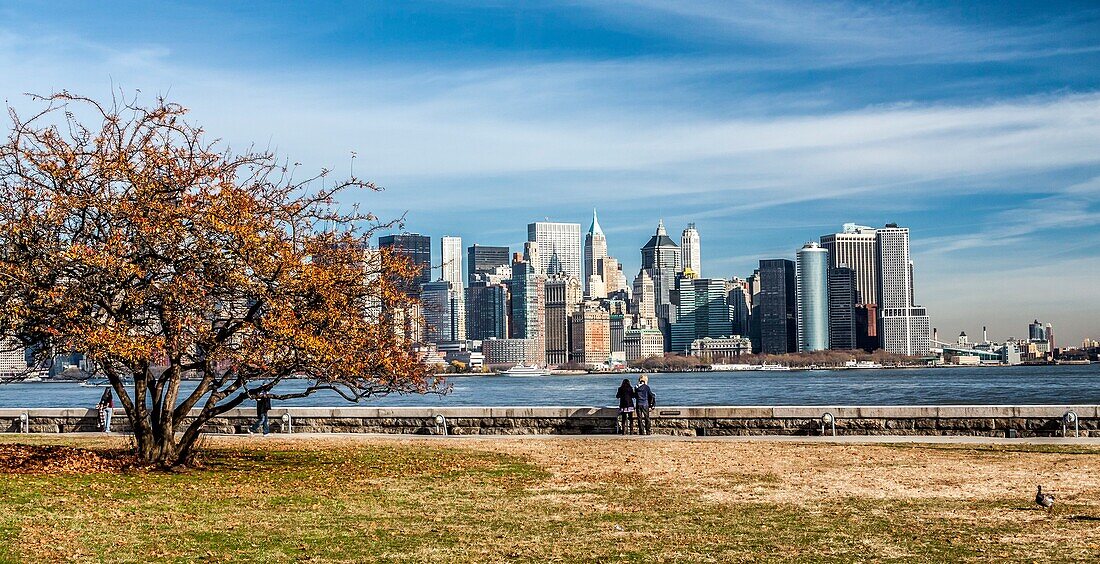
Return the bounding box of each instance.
[96,388,114,433]
[615,378,636,434]
[634,375,656,435]
[249,393,272,435]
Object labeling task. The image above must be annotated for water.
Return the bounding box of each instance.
[2,365,1098,408]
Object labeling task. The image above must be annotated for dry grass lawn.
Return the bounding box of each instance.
[1,434,1099,563]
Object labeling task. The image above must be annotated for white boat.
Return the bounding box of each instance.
[80,379,111,387]
[756,363,791,372]
[710,363,753,371]
[500,364,551,376]
[844,360,884,369]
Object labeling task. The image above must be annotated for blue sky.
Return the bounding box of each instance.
[1,1,1098,344]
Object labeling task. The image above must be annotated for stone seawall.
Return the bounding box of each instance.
[1,406,1097,437]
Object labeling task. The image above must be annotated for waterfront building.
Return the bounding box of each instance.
[640,220,681,323]
[570,303,610,367]
[509,245,546,364]
[757,259,796,354]
[544,274,583,366]
[0,338,27,377]
[421,280,465,343]
[465,278,509,341]
[583,209,608,297]
[690,336,752,361]
[681,223,701,276]
[624,327,665,361]
[482,338,539,366]
[670,272,732,354]
[876,224,931,356]
[796,242,829,352]
[467,244,511,285]
[727,277,752,337]
[1046,323,1056,350]
[527,221,582,280]
[820,224,877,306]
[828,267,858,350]
[378,233,432,293]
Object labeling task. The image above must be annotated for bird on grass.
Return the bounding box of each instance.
[1035,485,1054,510]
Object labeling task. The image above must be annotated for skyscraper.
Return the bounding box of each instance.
[467,244,511,285]
[544,274,582,366]
[527,222,582,280]
[828,267,858,350]
[378,233,432,293]
[465,278,509,341]
[441,236,463,292]
[1029,319,1045,341]
[876,224,931,356]
[820,224,876,306]
[509,244,546,364]
[670,273,732,354]
[796,242,829,352]
[0,338,27,377]
[757,259,796,354]
[632,269,657,322]
[570,303,610,367]
[583,209,608,297]
[681,223,701,276]
[421,280,464,343]
[727,277,752,337]
[640,220,681,320]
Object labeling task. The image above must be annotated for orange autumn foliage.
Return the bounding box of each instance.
[0,92,437,466]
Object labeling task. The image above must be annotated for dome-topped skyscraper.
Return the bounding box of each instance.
[640,219,681,323]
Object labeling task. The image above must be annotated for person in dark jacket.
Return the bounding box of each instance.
[634,374,656,435]
[615,379,635,435]
[249,393,272,435]
[96,388,114,433]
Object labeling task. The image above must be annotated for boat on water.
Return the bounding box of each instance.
[844,360,884,369]
[756,363,792,372]
[500,364,551,376]
[710,363,754,371]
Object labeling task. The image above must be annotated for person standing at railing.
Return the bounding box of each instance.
[634,375,656,435]
[96,388,114,433]
[615,379,636,435]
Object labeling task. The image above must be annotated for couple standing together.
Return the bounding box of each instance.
[615,375,656,435]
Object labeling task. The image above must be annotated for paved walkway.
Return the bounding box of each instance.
[20,432,1099,446]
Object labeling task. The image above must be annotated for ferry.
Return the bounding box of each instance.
[500,364,552,376]
[710,363,754,371]
[844,360,884,369]
[756,363,792,372]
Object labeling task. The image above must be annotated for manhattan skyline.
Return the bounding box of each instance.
[1,1,1097,343]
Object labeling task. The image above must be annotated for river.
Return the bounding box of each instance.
[1,364,1098,408]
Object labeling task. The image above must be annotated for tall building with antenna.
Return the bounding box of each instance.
[583,209,608,298]
[681,223,701,276]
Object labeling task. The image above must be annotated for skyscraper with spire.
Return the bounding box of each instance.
[584,209,608,298]
[681,223,701,277]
